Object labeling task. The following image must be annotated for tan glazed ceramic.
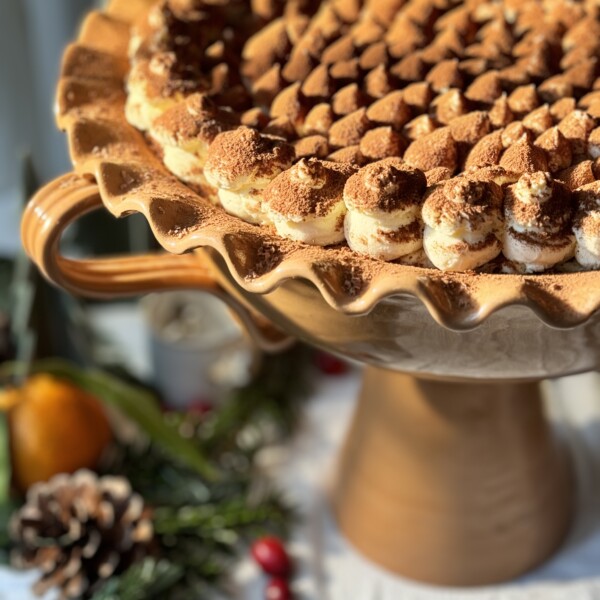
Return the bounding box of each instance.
[20,0,600,586]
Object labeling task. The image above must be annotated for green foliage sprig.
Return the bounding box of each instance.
[1,344,314,599]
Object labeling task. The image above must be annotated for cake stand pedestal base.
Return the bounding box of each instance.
[332,367,573,586]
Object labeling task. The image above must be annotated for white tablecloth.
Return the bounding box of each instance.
[236,370,600,600]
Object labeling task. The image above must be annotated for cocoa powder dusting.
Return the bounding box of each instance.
[505,173,573,234]
[264,158,356,217]
[534,127,572,172]
[153,93,235,143]
[123,0,600,284]
[574,182,600,237]
[465,130,504,170]
[205,126,294,184]
[359,127,405,160]
[327,145,366,165]
[329,108,371,148]
[344,158,426,212]
[499,135,549,173]
[377,219,423,244]
[404,128,458,172]
[522,105,554,135]
[556,160,596,190]
[424,177,503,229]
[365,91,411,128]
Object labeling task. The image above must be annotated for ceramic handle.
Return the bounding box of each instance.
[21,174,292,352]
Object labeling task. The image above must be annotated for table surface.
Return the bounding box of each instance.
[3,304,600,599]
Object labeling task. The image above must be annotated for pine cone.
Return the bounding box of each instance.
[10,470,154,599]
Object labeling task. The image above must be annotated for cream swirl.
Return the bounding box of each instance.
[573,182,600,269]
[503,172,575,272]
[126,53,190,131]
[204,127,294,224]
[263,158,356,246]
[422,177,503,271]
[150,93,236,188]
[343,158,427,261]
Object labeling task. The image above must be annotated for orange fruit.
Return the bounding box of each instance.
[1,374,112,492]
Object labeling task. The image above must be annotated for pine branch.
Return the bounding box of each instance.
[202,344,314,454]
[91,558,184,600]
[6,345,314,599]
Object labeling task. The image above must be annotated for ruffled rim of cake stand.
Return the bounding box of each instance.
[52,0,600,331]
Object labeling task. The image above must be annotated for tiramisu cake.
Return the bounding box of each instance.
[125,0,600,273]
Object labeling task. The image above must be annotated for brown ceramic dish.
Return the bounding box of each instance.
[53,1,600,334]
[20,0,598,588]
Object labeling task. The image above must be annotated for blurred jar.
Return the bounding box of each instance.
[143,292,260,409]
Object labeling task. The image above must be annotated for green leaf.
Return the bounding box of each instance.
[0,500,18,564]
[91,558,184,600]
[0,412,10,505]
[0,360,218,481]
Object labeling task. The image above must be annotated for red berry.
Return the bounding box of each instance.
[315,351,348,375]
[187,398,214,417]
[251,537,291,577]
[266,578,291,600]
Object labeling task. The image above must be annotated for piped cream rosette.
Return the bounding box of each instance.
[263,158,356,246]
[503,172,575,272]
[126,2,227,131]
[343,158,427,261]
[423,177,503,271]
[204,127,295,225]
[573,182,600,269]
[126,52,194,131]
[150,94,237,189]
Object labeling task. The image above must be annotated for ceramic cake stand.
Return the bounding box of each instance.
[20,0,600,588]
[23,173,600,587]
